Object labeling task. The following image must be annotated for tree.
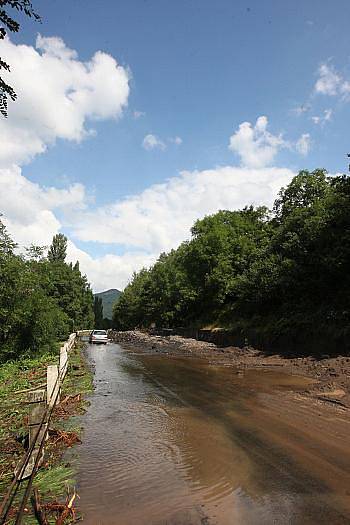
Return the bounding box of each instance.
[273,169,330,220]
[94,296,104,329]
[48,233,67,263]
[112,170,350,355]
[0,218,69,361]
[0,213,16,253]
[0,219,94,361]
[0,0,41,117]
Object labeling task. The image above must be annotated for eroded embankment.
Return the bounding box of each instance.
[109,330,350,410]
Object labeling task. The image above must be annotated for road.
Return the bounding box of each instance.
[75,343,350,525]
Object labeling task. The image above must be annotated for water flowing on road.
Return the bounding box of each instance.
[76,343,350,525]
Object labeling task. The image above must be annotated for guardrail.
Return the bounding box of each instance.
[0,332,81,525]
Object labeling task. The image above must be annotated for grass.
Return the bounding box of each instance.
[0,341,93,523]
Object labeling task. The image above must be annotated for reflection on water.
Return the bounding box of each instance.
[76,344,350,525]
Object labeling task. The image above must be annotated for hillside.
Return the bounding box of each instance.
[94,288,121,319]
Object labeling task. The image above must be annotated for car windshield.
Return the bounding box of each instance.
[94,330,107,335]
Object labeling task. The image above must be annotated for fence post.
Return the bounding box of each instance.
[47,365,60,407]
[59,346,68,380]
[17,390,47,480]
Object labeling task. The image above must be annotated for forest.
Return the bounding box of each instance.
[113,169,350,354]
[0,224,94,362]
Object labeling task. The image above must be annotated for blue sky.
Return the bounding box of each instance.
[1,0,350,290]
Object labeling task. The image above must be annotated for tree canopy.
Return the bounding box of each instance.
[48,233,68,263]
[113,169,350,355]
[0,222,94,361]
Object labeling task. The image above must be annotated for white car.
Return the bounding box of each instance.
[89,329,108,344]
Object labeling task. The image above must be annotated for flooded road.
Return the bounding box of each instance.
[77,343,350,525]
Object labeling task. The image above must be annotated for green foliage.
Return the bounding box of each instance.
[113,170,350,353]
[47,233,68,263]
[0,220,94,361]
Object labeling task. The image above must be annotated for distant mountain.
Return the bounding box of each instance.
[94,288,121,319]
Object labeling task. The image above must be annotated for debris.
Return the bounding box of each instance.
[31,488,49,525]
[49,429,81,448]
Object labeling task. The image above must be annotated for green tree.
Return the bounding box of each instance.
[48,233,67,263]
[94,296,104,329]
[112,169,350,355]
[0,218,68,361]
[0,219,94,361]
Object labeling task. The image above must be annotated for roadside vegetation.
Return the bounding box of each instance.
[113,169,350,354]
[0,343,93,523]
[0,221,94,363]
[0,219,95,519]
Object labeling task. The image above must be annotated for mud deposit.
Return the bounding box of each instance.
[77,343,350,525]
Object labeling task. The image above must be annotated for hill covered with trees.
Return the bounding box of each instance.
[0,223,94,362]
[113,169,350,355]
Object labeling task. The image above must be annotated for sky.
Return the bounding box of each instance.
[1,0,350,291]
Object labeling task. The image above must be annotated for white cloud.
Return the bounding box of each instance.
[0,35,130,167]
[0,51,300,294]
[66,242,156,292]
[228,116,287,168]
[0,165,86,247]
[70,165,295,255]
[295,133,311,156]
[315,64,342,95]
[315,63,350,98]
[0,34,132,290]
[1,162,295,291]
[142,134,167,151]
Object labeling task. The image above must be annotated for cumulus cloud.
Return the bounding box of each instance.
[0,44,301,293]
[66,242,156,292]
[228,116,287,168]
[295,133,311,155]
[142,134,167,151]
[70,165,295,255]
[1,161,295,290]
[0,165,86,247]
[0,35,132,289]
[0,35,130,167]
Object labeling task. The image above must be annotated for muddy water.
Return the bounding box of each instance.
[77,343,350,525]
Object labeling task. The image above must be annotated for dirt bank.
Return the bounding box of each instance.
[109,330,350,410]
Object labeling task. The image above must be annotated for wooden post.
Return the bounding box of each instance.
[16,390,47,480]
[47,365,60,407]
[59,346,68,380]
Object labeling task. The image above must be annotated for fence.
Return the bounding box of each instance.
[0,332,80,525]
